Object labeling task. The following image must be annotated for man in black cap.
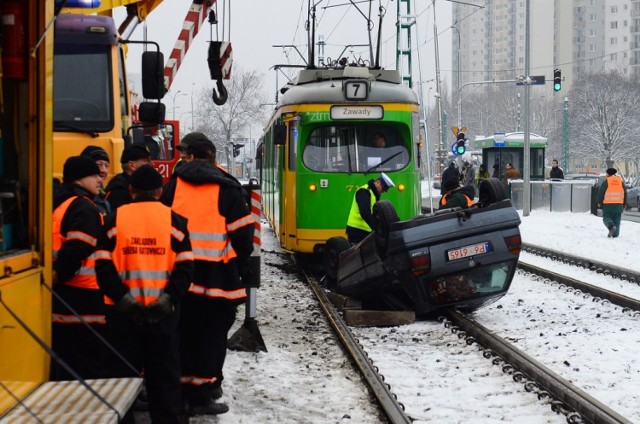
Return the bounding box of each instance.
[105,143,152,210]
[161,133,254,416]
[597,168,627,238]
[440,161,460,195]
[171,131,202,176]
[51,155,108,380]
[96,165,194,423]
[345,173,395,245]
[81,145,112,216]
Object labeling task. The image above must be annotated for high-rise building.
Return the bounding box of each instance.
[452,0,634,97]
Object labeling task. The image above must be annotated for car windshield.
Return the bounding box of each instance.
[302,124,409,173]
[427,261,515,305]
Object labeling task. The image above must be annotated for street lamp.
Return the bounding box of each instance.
[170,90,186,120]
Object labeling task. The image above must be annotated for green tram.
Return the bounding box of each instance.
[259,66,422,254]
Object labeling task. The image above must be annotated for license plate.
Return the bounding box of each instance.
[447,242,490,261]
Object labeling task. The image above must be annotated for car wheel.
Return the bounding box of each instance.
[373,200,400,260]
[478,177,506,205]
[323,236,351,280]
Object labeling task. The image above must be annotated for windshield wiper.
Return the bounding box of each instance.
[54,122,99,138]
[365,151,402,174]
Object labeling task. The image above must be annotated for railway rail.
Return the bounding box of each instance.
[522,243,640,284]
[296,257,635,424]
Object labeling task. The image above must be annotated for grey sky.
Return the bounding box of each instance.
[120,0,452,134]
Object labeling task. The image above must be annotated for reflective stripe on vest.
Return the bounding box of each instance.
[180,375,218,386]
[172,179,237,262]
[188,283,246,300]
[441,192,474,207]
[346,185,375,232]
[603,175,624,204]
[107,202,178,306]
[52,196,101,290]
[52,313,106,325]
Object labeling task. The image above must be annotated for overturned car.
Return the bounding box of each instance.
[323,179,522,316]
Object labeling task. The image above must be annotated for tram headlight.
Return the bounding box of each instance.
[309,184,317,192]
[397,183,405,191]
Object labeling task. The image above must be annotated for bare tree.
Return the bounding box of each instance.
[193,67,268,168]
[568,72,640,170]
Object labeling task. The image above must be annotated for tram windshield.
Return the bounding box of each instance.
[302,124,409,173]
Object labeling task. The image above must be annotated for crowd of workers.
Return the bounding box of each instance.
[51,133,254,423]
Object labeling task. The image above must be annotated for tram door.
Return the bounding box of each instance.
[281,118,298,251]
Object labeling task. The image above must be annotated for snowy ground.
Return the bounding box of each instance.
[145,182,640,423]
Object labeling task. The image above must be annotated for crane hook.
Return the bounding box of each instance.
[212,79,228,105]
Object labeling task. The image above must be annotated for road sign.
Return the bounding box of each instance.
[515,75,545,86]
[451,126,467,136]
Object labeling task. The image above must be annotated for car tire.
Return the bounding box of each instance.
[323,236,351,280]
[478,177,506,205]
[373,200,400,259]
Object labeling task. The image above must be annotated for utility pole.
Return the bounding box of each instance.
[432,0,445,176]
[562,97,570,173]
[523,0,531,216]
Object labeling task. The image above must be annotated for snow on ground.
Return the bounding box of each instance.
[160,181,640,423]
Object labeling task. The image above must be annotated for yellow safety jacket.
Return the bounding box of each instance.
[346,184,375,232]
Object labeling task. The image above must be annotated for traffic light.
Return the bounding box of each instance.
[453,132,466,156]
[553,69,562,92]
[232,143,243,157]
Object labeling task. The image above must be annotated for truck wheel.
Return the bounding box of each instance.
[323,236,350,280]
[373,200,399,259]
[478,178,506,205]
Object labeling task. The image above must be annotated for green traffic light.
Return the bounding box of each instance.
[554,82,561,91]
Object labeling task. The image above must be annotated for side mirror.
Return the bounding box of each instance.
[274,123,286,145]
[138,102,165,125]
[142,51,166,99]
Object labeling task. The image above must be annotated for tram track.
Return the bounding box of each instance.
[296,258,636,424]
[522,243,640,284]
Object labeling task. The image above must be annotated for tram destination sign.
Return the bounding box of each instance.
[330,105,383,120]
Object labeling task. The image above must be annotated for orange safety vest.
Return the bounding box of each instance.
[441,192,474,207]
[172,179,245,263]
[603,175,624,204]
[101,202,182,305]
[52,196,102,290]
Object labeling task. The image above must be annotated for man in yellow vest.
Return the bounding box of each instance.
[95,164,194,423]
[345,173,395,244]
[52,155,106,380]
[597,167,627,238]
[161,134,254,416]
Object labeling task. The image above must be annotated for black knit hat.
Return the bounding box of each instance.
[186,139,215,159]
[443,176,460,192]
[129,165,163,190]
[63,155,100,183]
[121,144,151,163]
[81,145,110,163]
[606,168,617,176]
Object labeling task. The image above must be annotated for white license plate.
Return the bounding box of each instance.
[447,242,490,261]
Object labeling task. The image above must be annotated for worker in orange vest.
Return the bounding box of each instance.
[597,168,627,238]
[95,165,194,423]
[51,155,107,380]
[161,133,254,416]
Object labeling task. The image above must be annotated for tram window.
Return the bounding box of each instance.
[302,125,409,173]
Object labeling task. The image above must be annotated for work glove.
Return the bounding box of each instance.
[146,293,174,324]
[115,293,147,326]
[238,257,257,287]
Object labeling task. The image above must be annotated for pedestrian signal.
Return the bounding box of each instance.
[454,132,466,155]
[233,143,244,157]
[553,69,562,92]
